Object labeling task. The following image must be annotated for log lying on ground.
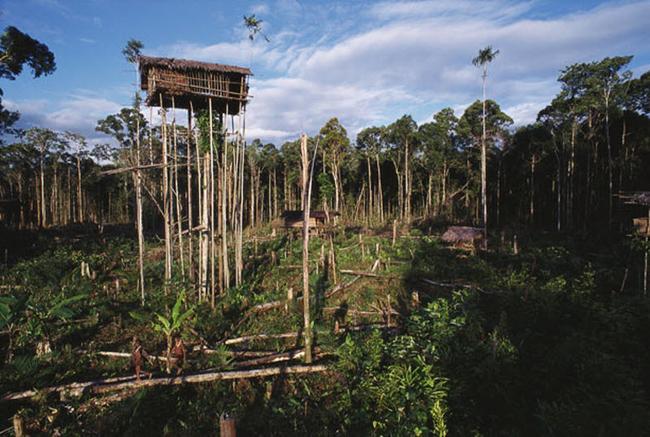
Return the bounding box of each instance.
[2,374,137,401]
[233,348,330,368]
[196,348,278,358]
[89,349,278,362]
[421,278,488,294]
[2,365,329,402]
[224,332,301,346]
[324,276,361,299]
[323,308,399,316]
[224,323,395,347]
[339,270,398,279]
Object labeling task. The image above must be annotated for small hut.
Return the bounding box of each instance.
[279,210,339,230]
[619,192,650,236]
[138,55,251,112]
[618,191,650,294]
[441,226,484,252]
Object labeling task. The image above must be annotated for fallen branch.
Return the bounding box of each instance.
[224,332,300,346]
[323,308,398,316]
[421,278,488,294]
[324,276,361,299]
[2,365,329,402]
[2,374,136,402]
[339,270,398,279]
[233,348,326,368]
[88,349,277,361]
[224,323,395,347]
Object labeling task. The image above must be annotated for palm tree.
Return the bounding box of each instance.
[472,46,499,243]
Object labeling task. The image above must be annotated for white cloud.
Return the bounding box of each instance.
[246,0,648,142]
[251,3,270,14]
[14,0,650,146]
[8,94,123,143]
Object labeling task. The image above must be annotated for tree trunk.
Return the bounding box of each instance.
[300,134,313,364]
[40,146,46,228]
[160,97,172,284]
[135,113,145,305]
[604,94,613,230]
[221,107,230,294]
[187,104,194,283]
[481,65,488,244]
[530,155,535,225]
[76,154,83,222]
[376,154,384,222]
[405,137,411,222]
[172,99,185,280]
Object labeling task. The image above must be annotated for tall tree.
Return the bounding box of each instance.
[458,100,513,225]
[0,26,56,139]
[586,56,633,228]
[386,115,417,221]
[319,118,349,216]
[24,128,60,228]
[357,126,385,222]
[63,132,87,223]
[472,46,499,240]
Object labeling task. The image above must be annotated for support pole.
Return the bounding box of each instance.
[172,97,185,280]
[187,101,194,284]
[222,103,230,293]
[209,97,216,307]
[159,94,172,286]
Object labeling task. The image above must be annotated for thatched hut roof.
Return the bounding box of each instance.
[281,210,340,221]
[137,55,252,112]
[138,56,252,76]
[619,192,650,207]
[441,226,484,243]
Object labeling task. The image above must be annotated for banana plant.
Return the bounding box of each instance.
[152,291,194,373]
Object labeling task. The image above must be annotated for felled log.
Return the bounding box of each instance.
[323,308,398,316]
[324,276,361,299]
[233,348,326,368]
[421,278,487,294]
[2,374,136,401]
[224,332,300,345]
[339,270,397,279]
[2,365,329,401]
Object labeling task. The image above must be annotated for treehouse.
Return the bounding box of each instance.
[138,55,252,114]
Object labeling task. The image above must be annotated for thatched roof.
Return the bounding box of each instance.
[281,210,340,221]
[618,192,650,207]
[137,55,251,112]
[441,226,484,243]
[138,55,252,76]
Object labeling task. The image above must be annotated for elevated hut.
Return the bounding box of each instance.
[138,55,251,113]
[136,55,253,296]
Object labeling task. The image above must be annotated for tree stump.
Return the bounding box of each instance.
[13,414,24,437]
[220,412,236,437]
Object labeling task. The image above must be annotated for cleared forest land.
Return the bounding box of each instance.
[1,224,649,435]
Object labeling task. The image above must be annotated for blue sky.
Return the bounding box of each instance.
[2,0,650,145]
